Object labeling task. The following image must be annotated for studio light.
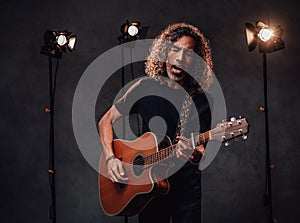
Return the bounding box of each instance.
[40,29,77,223]
[244,20,285,223]
[41,30,76,58]
[118,20,148,43]
[245,21,284,53]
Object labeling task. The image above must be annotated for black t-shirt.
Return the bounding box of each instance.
[114,77,211,210]
[114,77,211,142]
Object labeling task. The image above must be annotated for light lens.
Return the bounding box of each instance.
[128,25,139,37]
[258,28,274,42]
[56,34,67,46]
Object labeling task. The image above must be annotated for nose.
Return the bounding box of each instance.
[175,49,184,62]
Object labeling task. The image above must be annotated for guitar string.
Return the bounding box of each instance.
[132,120,245,166]
[103,121,247,185]
[137,131,211,167]
[120,133,207,173]
[115,120,246,172]
[129,123,242,167]
[119,143,176,173]
[122,131,211,168]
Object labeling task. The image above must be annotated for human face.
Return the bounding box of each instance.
[166,35,196,82]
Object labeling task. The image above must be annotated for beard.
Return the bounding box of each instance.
[166,64,187,82]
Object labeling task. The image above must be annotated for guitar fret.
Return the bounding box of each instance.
[114,117,248,181]
[142,132,210,166]
[192,131,211,147]
[140,130,214,166]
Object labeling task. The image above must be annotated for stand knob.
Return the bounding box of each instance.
[270,163,275,170]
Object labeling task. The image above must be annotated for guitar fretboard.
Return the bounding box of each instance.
[133,131,211,166]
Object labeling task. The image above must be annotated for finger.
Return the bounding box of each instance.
[108,161,121,183]
[176,135,188,141]
[109,170,118,183]
[196,144,205,154]
[116,163,128,181]
[117,162,126,176]
[179,139,194,152]
[176,143,186,155]
[176,147,190,159]
[178,140,190,150]
[178,150,189,158]
[110,161,128,181]
[176,148,183,158]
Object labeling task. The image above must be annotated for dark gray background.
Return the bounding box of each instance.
[1,0,299,222]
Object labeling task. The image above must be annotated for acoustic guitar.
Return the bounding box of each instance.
[99,117,249,216]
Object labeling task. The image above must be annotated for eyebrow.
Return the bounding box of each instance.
[171,45,181,50]
[172,44,194,50]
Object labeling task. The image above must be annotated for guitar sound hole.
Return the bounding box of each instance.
[132,155,144,176]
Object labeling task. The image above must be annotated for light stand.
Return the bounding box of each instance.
[47,56,59,223]
[41,30,76,223]
[117,20,148,140]
[117,20,148,223]
[245,21,284,223]
[261,51,273,223]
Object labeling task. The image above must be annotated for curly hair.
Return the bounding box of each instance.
[145,22,213,93]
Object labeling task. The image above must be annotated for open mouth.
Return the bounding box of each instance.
[171,65,183,73]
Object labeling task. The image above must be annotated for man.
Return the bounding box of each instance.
[98,22,213,223]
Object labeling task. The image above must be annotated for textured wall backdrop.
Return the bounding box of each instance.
[1,0,299,223]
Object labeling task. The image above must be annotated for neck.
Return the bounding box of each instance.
[164,74,187,90]
[138,130,211,166]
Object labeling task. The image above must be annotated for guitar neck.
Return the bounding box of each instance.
[141,131,211,166]
[133,117,249,166]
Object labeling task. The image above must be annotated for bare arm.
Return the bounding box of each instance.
[176,135,205,164]
[98,105,122,159]
[98,105,128,182]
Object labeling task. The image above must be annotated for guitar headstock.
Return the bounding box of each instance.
[211,117,249,146]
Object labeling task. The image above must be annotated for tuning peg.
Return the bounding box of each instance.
[224,141,230,147]
[220,120,226,127]
[230,117,236,121]
[242,135,248,140]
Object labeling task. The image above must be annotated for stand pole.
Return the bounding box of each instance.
[48,56,57,223]
[261,52,274,223]
[119,39,128,223]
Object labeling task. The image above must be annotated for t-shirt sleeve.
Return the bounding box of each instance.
[114,78,148,115]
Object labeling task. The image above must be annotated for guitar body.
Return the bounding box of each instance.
[99,132,171,216]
